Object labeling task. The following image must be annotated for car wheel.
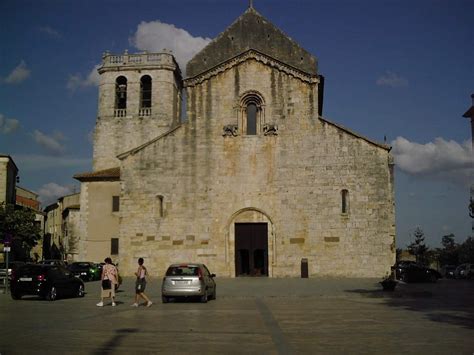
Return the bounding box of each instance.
[11,292,22,300]
[162,295,169,303]
[77,284,85,298]
[46,286,57,301]
[200,291,208,303]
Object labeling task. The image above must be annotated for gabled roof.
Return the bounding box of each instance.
[186,6,317,78]
[73,167,120,182]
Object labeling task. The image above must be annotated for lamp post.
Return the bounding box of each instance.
[462,94,474,234]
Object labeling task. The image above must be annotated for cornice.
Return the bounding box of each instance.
[184,49,319,87]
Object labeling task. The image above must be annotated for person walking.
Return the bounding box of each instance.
[131,257,152,307]
[97,257,118,307]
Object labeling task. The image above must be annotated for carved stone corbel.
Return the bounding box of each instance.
[263,123,278,136]
[223,124,238,137]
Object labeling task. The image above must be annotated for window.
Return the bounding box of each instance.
[112,196,120,212]
[156,195,164,218]
[111,238,119,255]
[240,91,264,135]
[246,103,257,135]
[341,189,349,214]
[140,75,152,109]
[115,76,127,117]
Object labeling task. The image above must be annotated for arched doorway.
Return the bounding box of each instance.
[235,223,268,276]
[226,208,275,277]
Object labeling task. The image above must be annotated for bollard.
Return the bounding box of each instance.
[301,258,308,278]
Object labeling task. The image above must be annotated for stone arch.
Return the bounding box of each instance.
[225,207,276,277]
[239,91,266,135]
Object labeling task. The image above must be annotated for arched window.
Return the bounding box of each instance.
[140,75,152,116]
[115,76,127,117]
[246,103,257,135]
[341,189,349,214]
[240,91,264,135]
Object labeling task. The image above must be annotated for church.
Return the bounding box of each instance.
[75,5,395,277]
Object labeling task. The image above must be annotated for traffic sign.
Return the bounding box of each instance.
[3,247,11,252]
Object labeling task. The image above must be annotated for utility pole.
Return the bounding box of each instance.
[462,94,474,233]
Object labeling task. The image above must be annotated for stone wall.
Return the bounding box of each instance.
[116,59,395,277]
[77,181,120,262]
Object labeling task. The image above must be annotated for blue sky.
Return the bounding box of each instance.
[1,0,473,248]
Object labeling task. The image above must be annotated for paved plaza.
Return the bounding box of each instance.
[0,277,473,354]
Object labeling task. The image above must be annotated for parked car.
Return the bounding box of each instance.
[393,261,418,280]
[68,262,101,281]
[0,261,26,280]
[397,264,441,283]
[161,263,216,303]
[440,265,457,279]
[39,259,68,268]
[10,264,85,301]
[454,263,474,279]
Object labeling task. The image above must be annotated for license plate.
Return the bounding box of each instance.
[19,277,32,281]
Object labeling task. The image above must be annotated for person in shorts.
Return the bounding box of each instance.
[131,257,152,307]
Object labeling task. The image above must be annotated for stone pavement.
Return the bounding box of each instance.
[0,277,473,354]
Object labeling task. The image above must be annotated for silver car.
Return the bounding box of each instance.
[161,263,216,303]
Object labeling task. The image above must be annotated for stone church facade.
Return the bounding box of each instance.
[75,6,395,277]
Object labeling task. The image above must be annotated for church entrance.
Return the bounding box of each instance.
[235,223,268,277]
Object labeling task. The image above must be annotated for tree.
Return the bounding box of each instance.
[438,233,459,266]
[0,203,41,261]
[407,227,429,265]
[458,237,474,264]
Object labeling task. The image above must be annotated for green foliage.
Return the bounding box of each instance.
[437,234,459,266]
[469,197,473,218]
[407,227,429,265]
[458,237,474,264]
[0,203,41,256]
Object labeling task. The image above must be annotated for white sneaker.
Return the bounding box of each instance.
[146,301,153,307]
[131,303,139,307]
[112,302,116,307]
[96,302,104,307]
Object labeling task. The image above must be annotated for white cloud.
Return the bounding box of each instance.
[0,113,20,134]
[67,64,101,91]
[376,71,408,88]
[129,20,211,74]
[391,136,474,186]
[13,154,91,171]
[4,60,31,84]
[37,183,76,205]
[39,26,61,39]
[32,130,67,155]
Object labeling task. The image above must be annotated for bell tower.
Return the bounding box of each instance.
[93,50,182,170]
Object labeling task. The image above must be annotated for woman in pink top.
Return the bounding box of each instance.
[96,257,118,307]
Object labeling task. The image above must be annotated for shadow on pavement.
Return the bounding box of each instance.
[345,279,474,329]
[94,328,138,355]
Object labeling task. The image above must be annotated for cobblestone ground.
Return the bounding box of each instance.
[0,277,473,354]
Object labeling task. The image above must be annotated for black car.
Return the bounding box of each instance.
[441,265,456,279]
[397,264,441,283]
[10,264,85,301]
[0,261,26,280]
[68,262,100,281]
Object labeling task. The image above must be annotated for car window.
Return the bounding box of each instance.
[166,266,200,276]
[202,265,211,276]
